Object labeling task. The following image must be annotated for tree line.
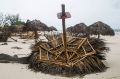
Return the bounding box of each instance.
[0,13,24,27]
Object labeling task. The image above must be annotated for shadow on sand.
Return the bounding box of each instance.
[0,53,28,64]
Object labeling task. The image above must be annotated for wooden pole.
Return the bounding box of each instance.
[61,4,67,52]
[61,4,69,62]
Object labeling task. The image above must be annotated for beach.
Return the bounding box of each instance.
[0,33,120,79]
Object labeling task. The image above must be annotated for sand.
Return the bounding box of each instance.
[84,33,120,79]
[0,33,120,79]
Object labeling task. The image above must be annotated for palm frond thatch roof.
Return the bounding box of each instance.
[49,26,57,31]
[67,23,87,34]
[23,19,49,31]
[87,21,115,36]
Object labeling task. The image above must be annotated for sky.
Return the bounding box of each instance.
[0,0,120,30]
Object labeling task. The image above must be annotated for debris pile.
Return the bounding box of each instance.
[28,35,108,76]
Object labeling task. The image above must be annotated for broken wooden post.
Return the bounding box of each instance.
[57,4,71,60]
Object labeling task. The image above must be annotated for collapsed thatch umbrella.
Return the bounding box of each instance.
[27,37,108,76]
[87,21,115,39]
[48,26,57,31]
[67,23,87,36]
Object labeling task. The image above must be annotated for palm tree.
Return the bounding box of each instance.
[67,23,87,36]
[87,21,115,39]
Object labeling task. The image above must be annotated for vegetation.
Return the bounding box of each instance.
[0,13,25,34]
[0,13,24,27]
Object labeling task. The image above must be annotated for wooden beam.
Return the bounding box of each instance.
[38,45,66,61]
[39,47,41,59]
[55,50,64,60]
[77,38,87,49]
[47,52,49,60]
[87,39,96,53]
[82,46,87,55]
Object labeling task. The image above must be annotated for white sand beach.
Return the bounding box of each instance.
[0,33,120,79]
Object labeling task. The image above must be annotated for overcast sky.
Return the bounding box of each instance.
[0,0,120,30]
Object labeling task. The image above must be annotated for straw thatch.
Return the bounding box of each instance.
[67,23,87,36]
[21,20,49,40]
[87,21,115,38]
[27,36,108,76]
[49,26,57,31]
[89,38,109,60]
[23,19,49,32]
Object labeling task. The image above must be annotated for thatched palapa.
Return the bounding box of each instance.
[27,35,108,76]
[67,23,87,36]
[87,21,115,38]
[48,26,57,31]
[21,19,49,39]
[23,19,49,31]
